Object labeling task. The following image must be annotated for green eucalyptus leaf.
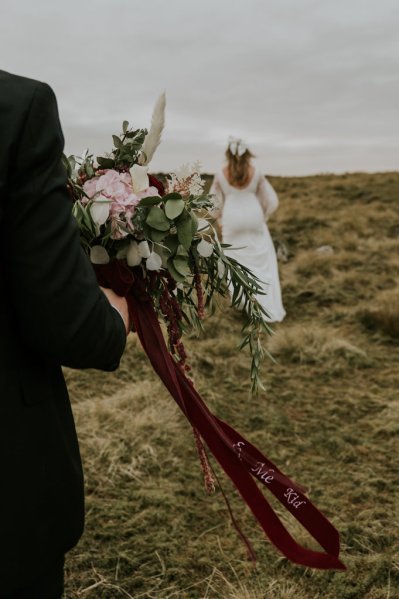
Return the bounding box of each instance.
[177,217,193,250]
[163,235,179,255]
[142,223,153,239]
[146,206,170,231]
[150,228,169,242]
[167,258,186,283]
[176,244,188,258]
[97,157,115,169]
[112,135,124,149]
[122,120,129,134]
[139,195,163,207]
[172,256,191,277]
[165,199,185,220]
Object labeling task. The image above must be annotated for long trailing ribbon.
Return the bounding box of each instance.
[95,262,346,571]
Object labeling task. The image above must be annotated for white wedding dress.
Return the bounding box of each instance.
[211,168,286,322]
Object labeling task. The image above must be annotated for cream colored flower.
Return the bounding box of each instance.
[138,240,151,258]
[90,195,110,226]
[167,161,204,196]
[126,241,141,266]
[130,164,149,193]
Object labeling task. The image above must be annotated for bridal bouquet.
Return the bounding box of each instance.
[64,95,270,392]
[63,96,344,571]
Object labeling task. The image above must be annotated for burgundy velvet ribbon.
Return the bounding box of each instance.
[95,261,346,571]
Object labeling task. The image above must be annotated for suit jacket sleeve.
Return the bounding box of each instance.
[5,81,126,370]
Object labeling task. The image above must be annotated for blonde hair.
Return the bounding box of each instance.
[225,146,255,187]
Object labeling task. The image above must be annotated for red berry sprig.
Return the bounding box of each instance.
[193,427,215,495]
[158,277,191,371]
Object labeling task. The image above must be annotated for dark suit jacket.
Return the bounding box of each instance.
[0,70,126,593]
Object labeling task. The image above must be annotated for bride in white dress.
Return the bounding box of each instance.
[211,138,286,322]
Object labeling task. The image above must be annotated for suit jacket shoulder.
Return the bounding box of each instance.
[0,72,55,204]
[0,70,45,129]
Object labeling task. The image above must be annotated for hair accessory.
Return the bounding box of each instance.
[228,136,248,157]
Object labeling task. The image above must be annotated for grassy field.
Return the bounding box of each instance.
[63,172,399,598]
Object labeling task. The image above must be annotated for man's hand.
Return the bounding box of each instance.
[100,287,131,334]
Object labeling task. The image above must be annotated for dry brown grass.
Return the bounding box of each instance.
[357,287,399,338]
[63,172,399,598]
[203,567,317,598]
[267,324,371,370]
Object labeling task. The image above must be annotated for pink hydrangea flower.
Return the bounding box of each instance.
[82,171,160,236]
[82,177,97,201]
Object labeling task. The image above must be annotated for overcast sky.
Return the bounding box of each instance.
[1,0,398,175]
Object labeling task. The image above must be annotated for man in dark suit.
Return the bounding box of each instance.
[0,70,129,598]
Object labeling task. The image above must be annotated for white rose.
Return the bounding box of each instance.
[130,164,149,193]
[90,195,110,226]
[90,245,110,264]
[126,241,142,266]
[146,252,162,271]
[197,239,214,258]
[138,240,151,258]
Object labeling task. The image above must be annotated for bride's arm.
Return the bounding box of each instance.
[209,174,225,220]
[256,175,279,220]
[209,175,225,238]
